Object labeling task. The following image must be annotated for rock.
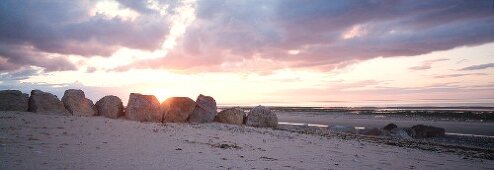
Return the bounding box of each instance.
[410,124,445,138]
[362,128,382,136]
[0,90,29,111]
[61,89,97,116]
[245,106,278,128]
[390,128,412,139]
[126,93,161,122]
[383,123,398,131]
[188,94,217,123]
[161,97,196,123]
[214,107,246,125]
[28,90,68,115]
[95,95,124,119]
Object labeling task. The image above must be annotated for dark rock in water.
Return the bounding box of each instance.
[62,89,97,116]
[383,123,398,131]
[245,106,278,128]
[390,128,412,139]
[362,128,382,136]
[126,93,161,122]
[410,124,445,139]
[96,95,124,119]
[161,97,196,123]
[188,94,217,123]
[28,90,68,115]
[214,107,245,125]
[0,90,29,111]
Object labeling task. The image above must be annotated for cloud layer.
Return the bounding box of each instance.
[124,0,494,72]
[1,0,494,73]
[0,0,172,72]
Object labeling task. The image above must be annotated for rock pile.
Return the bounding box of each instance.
[0,90,29,111]
[214,107,245,125]
[245,105,278,128]
[351,123,445,139]
[28,90,68,115]
[410,124,445,138]
[189,94,217,123]
[62,89,97,116]
[95,95,124,119]
[126,93,161,122]
[1,89,279,128]
[162,97,196,123]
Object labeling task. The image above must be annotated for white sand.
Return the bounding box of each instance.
[1,111,493,169]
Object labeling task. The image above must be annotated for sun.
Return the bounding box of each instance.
[151,88,171,103]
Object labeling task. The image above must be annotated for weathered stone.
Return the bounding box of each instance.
[126,93,161,122]
[95,95,124,119]
[0,90,29,111]
[410,124,445,138]
[245,106,278,128]
[390,128,412,139]
[188,94,217,123]
[214,107,245,125]
[161,97,196,123]
[61,89,97,116]
[28,90,68,115]
[383,123,398,131]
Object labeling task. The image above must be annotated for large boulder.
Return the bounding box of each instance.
[0,90,29,111]
[390,128,412,139]
[126,93,161,122]
[245,106,278,128]
[61,89,97,116]
[188,94,217,123]
[28,90,68,115]
[383,123,398,131]
[410,124,445,138]
[95,95,124,119]
[161,97,196,123]
[214,107,245,125]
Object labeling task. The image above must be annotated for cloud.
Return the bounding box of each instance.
[460,63,494,71]
[433,73,487,78]
[120,0,494,72]
[0,67,42,81]
[0,43,77,72]
[2,0,494,73]
[409,58,449,70]
[0,0,174,72]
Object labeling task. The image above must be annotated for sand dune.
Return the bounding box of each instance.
[1,111,493,169]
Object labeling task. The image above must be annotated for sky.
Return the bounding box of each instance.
[0,0,493,107]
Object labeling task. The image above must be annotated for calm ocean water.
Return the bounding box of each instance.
[220,98,494,107]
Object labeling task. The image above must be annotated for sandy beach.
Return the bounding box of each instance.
[1,111,493,169]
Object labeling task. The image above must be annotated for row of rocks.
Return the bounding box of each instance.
[214,106,278,128]
[0,89,278,128]
[361,123,446,139]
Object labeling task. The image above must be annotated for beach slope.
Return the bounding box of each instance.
[1,111,493,169]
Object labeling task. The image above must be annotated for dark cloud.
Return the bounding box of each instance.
[0,43,77,72]
[0,0,173,71]
[433,73,487,78]
[1,0,494,73]
[123,0,494,72]
[0,67,41,80]
[460,63,494,71]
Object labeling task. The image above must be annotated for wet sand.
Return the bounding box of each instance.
[276,112,494,136]
[1,111,493,169]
